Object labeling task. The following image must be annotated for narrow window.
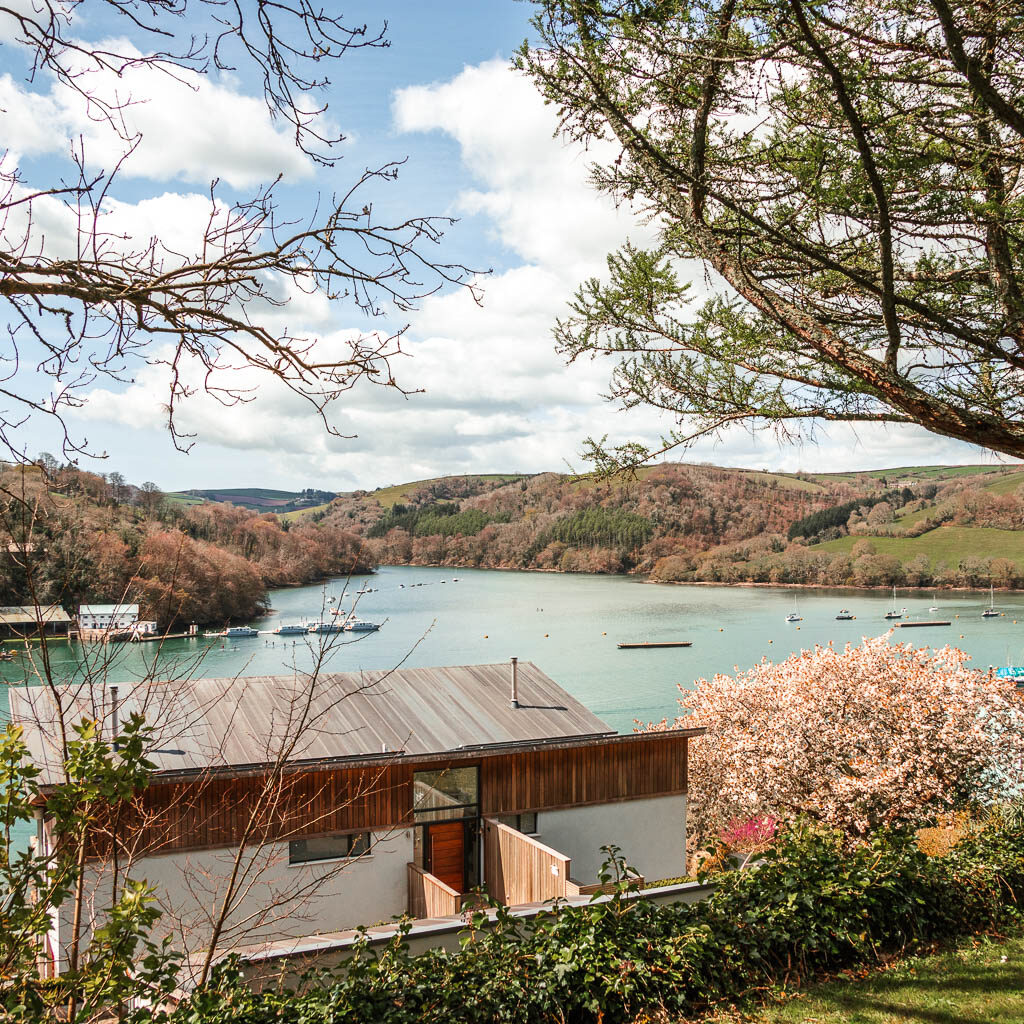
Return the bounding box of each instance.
[288,831,371,864]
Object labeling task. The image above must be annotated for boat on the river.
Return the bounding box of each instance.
[884,585,905,619]
[343,617,381,633]
[982,585,999,618]
[835,608,854,620]
[226,626,259,638]
[308,621,344,634]
[272,624,308,636]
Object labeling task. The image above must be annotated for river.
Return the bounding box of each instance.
[4,565,1024,734]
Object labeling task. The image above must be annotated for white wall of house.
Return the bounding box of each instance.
[51,827,414,976]
[534,795,687,884]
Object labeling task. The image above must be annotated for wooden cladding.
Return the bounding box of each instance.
[104,731,688,858]
[483,818,569,906]
[480,732,688,815]
[407,863,461,919]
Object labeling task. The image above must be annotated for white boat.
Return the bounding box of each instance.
[272,624,308,636]
[982,584,999,618]
[884,586,903,619]
[343,617,381,633]
[308,621,344,634]
[835,608,854,620]
[225,626,259,638]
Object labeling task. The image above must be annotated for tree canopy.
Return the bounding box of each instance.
[521,0,1024,468]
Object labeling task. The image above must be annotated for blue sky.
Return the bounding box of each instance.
[2,1,1012,492]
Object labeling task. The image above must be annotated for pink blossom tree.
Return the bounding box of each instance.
[648,636,1024,847]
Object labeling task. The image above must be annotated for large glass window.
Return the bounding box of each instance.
[413,766,479,822]
[289,831,371,865]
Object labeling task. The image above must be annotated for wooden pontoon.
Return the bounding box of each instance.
[617,641,693,649]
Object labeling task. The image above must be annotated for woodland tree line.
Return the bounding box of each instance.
[0,464,372,626]
[319,466,1024,588]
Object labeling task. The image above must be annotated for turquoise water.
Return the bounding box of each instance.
[4,566,1024,734]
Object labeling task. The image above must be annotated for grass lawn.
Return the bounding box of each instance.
[816,526,1024,568]
[696,932,1024,1024]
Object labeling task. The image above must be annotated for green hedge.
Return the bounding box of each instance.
[174,821,1024,1024]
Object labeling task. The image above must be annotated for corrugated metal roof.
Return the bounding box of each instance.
[8,662,616,786]
[0,605,72,626]
[79,604,139,616]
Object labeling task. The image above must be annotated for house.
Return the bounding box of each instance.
[77,603,140,633]
[9,660,701,979]
[0,604,72,640]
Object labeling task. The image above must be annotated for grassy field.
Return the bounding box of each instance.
[700,932,1024,1024]
[369,474,529,509]
[739,470,825,493]
[816,526,1024,567]
[812,464,1008,485]
[279,502,333,522]
[163,492,204,506]
[984,471,1024,495]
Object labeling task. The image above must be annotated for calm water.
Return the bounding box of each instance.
[4,566,1024,734]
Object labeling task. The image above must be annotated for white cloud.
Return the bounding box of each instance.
[393,60,655,280]
[0,45,311,189]
[64,56,1000,489]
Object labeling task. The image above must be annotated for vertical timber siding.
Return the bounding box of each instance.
[483,818,570,905]
[101,733,689,856]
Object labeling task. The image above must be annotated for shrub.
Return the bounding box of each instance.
[173,821,1024,1024]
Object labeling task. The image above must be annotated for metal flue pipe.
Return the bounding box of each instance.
[510,656,519,709]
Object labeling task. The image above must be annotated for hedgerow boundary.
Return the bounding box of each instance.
[172,819,1024,1024]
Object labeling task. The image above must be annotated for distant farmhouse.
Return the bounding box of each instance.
[9,661,701,980]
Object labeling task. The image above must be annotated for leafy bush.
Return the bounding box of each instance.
[173,821,1024,1024]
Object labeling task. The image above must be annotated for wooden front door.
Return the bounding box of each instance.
[428,821,466,893]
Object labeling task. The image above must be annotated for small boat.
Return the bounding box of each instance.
[982,584,999,618]
[272,624,308,636]
[785,596,802,623]
[308,621,345,634]
[883,585,903,619]
[0,650,14,662]
[343,618,381,633]
[835,608,854,620]
[225,626,259,638]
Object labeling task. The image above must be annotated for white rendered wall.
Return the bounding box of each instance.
[535,795,687,883]
[52,828,413,976]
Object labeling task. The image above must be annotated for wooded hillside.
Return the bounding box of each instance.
[0,465,373,626]
[312,464,1024,588]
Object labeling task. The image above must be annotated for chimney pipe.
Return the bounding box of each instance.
[110,684,119,751]
[510,657,519,709]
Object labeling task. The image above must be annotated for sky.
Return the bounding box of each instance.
[1,0,1015,493]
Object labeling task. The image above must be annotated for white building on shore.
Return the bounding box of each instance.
[77,603,140,632]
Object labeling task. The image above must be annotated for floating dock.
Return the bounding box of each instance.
[895,620,951,628]
[617,641,693,649]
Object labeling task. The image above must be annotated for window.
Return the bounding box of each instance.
[288,831,371,865]
[499,812,538,835]
[413,766,479,822]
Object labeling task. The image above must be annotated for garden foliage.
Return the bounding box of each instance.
[174,822,1024,1024]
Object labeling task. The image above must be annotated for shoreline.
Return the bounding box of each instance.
[375,563,1018,595]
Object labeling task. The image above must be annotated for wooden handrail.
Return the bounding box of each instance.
[407,862,461,919]
[483,817,571,906]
